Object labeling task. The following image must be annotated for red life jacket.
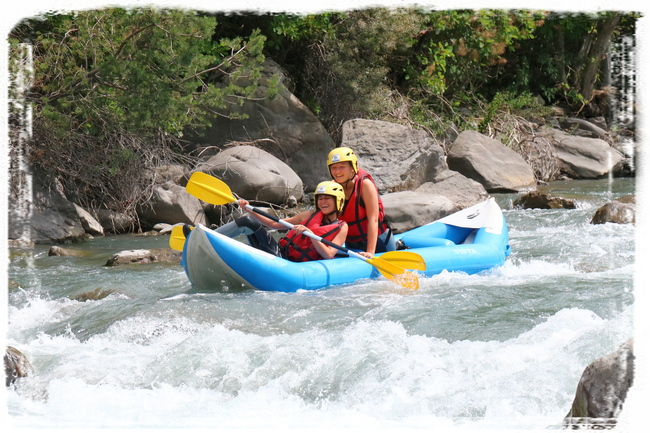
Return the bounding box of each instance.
[279,211,344,262]
[340,168,389,245]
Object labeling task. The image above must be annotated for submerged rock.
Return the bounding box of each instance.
[105,248,181,266]
[5,346,32,387]
[513,191,577,209]
[71,288,115,302]
[590,195,635,225]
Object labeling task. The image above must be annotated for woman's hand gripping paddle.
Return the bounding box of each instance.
[185,171,424,290]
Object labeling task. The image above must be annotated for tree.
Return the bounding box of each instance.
[8,7,269,214]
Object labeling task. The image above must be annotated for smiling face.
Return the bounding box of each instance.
[329,161,355,184]
[317,194,337,215]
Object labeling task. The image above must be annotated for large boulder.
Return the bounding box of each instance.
[382,191,456,233]
[137,182,207,226]
[184,59,334,191]
[21,172,86,244]
[195,145,304,205]
[538,127,626,179]
[564,339,634,429]
[415,170,489,210]
[447,131,536,192]
[340,118,447,193]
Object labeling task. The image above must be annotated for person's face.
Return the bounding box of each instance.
[317,195,337,214]
[329,161,355,183]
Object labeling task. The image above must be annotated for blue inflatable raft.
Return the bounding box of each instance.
[180,198,511,292]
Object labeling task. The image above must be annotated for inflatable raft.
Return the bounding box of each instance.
[180,197,511,292]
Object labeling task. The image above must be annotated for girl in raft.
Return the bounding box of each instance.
[215,181,348,262]
[327,147,396,258]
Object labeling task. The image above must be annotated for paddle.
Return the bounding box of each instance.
[169,225,189,251]
[185,171,423,289]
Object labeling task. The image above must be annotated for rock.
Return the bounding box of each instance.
[513,191,577,209]
[147,164,187,184]
[137,181,207,226]
[184,59,335,190]
[415,170,489,209]
[447,131,536,192]
[16,171,87,244]
[539,127,626,179]
[73,204,104,236]
[196,145,304,205]
[5,346,32,387]
[153,223,174,234]
[590,195,635,225]
[104,248,182,266]
[8,238,35,249]
[560,117,609,140]
[48,245,89,257]
[340,118,448,193]
[564,339,634,429]
[71,288,115,302]
[90,208,138,234]
[382,191,456,233]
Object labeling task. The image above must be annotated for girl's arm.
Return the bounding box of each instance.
[360,178,380,257]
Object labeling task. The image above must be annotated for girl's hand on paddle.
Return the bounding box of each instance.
[238,199,249,210]
[294,225,312,235]
[358,251,373,258]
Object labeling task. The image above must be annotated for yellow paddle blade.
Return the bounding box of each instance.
[381,251,427,271]
[367,256,419,290]
[169,225,187,251]
[186,171,237,205]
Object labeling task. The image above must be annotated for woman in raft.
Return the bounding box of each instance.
[214,180,349,262]
[327,146,396,258]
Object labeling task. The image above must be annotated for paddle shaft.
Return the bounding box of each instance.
[244,204,367,261]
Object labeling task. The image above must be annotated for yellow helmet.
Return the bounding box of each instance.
[314,181,345,213]
[327,147,358,175]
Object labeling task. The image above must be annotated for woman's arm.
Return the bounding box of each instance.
[360,178,380,257]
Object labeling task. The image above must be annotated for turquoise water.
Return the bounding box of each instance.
[5,179,637,430]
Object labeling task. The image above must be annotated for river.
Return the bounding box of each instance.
[4,178,638,431]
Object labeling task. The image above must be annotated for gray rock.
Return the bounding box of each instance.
[74,204,104,236]
[104,248,182,266]
[415,170,489,209]
[513,191,577,209]
[382,191,456,233]
[590,195,635,225]
[5,346,32,387]
[539,127,626,179]
[564,339,634,428]
[196,145,304,205]
[341,118,447,193]
[137,182,207,226]
[447,131,536,192]
[90,208,138,234]
[23,172,86,243]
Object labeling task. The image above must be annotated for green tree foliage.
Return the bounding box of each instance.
[9,7,269,213]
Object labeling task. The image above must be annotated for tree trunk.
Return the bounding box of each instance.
[575,13,622,101]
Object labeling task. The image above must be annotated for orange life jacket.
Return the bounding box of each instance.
[279,211,344,262]
[340,168,389,245]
